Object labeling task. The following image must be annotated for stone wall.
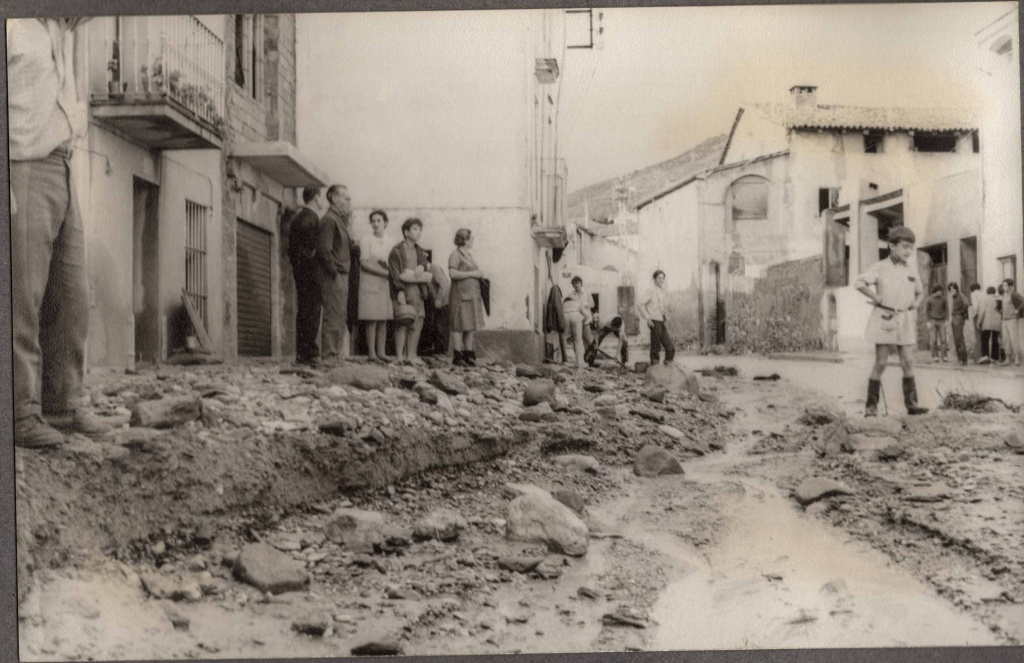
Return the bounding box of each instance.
[726,255,825,354]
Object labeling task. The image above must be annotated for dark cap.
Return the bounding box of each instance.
[887,226,916,245]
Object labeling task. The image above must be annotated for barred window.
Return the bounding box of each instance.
[185,200,209,333]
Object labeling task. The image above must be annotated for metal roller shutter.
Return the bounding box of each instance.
[236,219,273,356]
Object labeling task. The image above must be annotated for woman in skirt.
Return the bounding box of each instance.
[358,210,394,362]
[853,226,928,417]
[448,228,486,366]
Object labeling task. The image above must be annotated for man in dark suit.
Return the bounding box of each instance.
[318,184,354,363]
[289,186,325,366]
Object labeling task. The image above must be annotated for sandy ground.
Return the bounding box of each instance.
[16,354,1024,658]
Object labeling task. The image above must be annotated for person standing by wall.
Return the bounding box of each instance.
[999,278,1024,366]
[318,184,353,364]
[977,286,1002,364]
[389,218,432,365]
[925,283,949,362]
[947,282,970,366]
[638,270,675,366]
[358,210,394,362]
[563,276,595,369]
[9,17,113,448]
[289,186,325,367]
[968,282,983,363]
[448,228,487,367]
[853,226,928,417]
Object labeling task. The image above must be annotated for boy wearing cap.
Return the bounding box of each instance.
[853,226,929,416]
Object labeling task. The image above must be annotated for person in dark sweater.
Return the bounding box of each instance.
[289,186,325,367]
[947,282,970,366]
[925,283,949,362]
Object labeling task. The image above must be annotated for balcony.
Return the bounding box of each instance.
[89,16,225,150]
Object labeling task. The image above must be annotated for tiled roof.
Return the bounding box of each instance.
[749,102,978,132]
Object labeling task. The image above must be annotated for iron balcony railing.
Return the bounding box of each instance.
[94,15,226,132]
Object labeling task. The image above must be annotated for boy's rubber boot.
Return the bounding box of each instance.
[452,350,466,367]
[903,376,929,415]
[865,379,881,417]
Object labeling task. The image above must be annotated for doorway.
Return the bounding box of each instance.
[132,178,160,364]
[712,262,726,344]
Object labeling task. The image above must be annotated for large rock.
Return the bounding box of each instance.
[506,491,589,556]
[328,364,393,391]
[644,364,700,396]
[799,405,844,426]
[593,394,618,408]
[633,445,685,478]
[642,386,668,403]
[813,421,850,456]
[904,482,952,503]
[324,508,392,553]
[658,425,686,441]
[232,543,309,595]
[520,402,558,422]
[552,454,600,474]
[515,364,543,378]
[412,509,468,542]
[130,396,202,429]
[523,379,558,406]
[793,477,855,506]
[429,371,469,396]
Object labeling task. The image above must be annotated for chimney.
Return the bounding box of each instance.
[789,85,818,109]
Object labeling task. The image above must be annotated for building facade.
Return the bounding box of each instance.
[637,86,984,355]
[78,14,326,370]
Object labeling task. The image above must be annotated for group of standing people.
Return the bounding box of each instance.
[922,278,1023,367]
[287,185,488,368]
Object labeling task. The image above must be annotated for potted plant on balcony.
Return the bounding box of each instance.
[106,52,122,98]
[180,83,196,111]
[151,56,164,95]
[168,69,181,98]
[196,87,212,120]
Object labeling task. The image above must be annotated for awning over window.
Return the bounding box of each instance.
[229,141,329,187]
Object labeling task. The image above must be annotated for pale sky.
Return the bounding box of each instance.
[297,2,1016,198]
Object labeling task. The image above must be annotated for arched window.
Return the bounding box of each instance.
[728,175,769,226]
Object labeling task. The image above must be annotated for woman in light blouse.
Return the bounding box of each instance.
[357,210,394,362]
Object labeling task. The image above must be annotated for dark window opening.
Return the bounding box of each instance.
[819,188,830,213]
[972,130,980,154]
[864,131,884,153]
[913,132,957,153]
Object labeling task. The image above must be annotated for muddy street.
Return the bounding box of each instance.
[16,355,1023,659]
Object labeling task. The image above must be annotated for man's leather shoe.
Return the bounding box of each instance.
[15,416,67,448]
[45,411,112,438]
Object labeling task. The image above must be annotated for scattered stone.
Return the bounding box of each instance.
[292,617,330,637]
[429,371,469,396]
[698,392,719,403]
[324,508,391,553]
[634,362,650,373]
[185,555,207,572]
[793,477,855,506]
[753,373,781,381]
[657,425,685,441]
[642,386,668,403]
[116,427,166,452]
[633,445,685,478]
[800,405,844,426]
[844,434,896,453]
[878,444,907,461]
[630,408,665,423]
[846,417,903,438]
[515,365,543,378]
[506,491,589,556]
[593,394,618,407]
[140,573,178,600]
[412,509,468,542]
[1005,433,1024,454]
[602,609,648,629]
[552,454,600,474]
[129,396,202,429]
[502,483,550,500]
[578,586,603,600]
[328,364,393,391]
[232,543,309,595]
[551,489,586,516]
[583,383,608,393]
[520,402,558,422]
[351,641,404,657]
[813,421,849,457]
[319,418,357,436]
[535,554,567,579]
[644,364,700,395]
[163,605,190,631]
[498,556,544,573]
[904,483,952,503]
[523,379,558,407]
